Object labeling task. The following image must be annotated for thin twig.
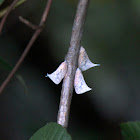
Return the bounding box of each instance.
[0,0,27,19]
[0,0,19,34]
[19,16,41,30]
[0,0,53,94]
[57,0,90,128]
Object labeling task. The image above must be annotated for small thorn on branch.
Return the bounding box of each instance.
[19,16,43,30]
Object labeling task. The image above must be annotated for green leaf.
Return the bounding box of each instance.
[0,0,5,5]
[120,121,140,140]
[0,57,28,93]
[29,122,72,140]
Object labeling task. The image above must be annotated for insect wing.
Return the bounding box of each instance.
[78,46,100,71]
[74,68,92,94]
[46,61,67,84]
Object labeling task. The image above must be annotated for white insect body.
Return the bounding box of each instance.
[46,46,100,94]
[46,61,67,85]
[78,46,100,71]
[74,68,92,94]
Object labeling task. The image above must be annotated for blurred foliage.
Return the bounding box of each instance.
[0,0,27,18]
[0,56,13,71]
[0,56,28,93]
[121,121,140,140]
[30,122,72,140]
[0,0,4,5]
[0,0,140,140]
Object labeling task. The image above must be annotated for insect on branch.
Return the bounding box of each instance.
[57,0,90,128]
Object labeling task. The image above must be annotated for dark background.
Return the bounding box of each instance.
[0,0,140,139]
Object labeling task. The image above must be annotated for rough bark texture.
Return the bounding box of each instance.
[57,0,90,128]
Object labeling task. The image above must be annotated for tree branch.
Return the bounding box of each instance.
[19,16,41,30]
[57,0,90,128]
[0,0,53,94]
[0,0,19,34]
[0,0,27,19]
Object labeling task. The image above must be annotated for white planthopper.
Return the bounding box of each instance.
[46,46,100,94]
[74,68,92,94]
[78,46,100,71]
[46,61,67,85]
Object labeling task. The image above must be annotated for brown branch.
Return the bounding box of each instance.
[57,0,90,128]
[19,16,41,30]
[0,0,27,19]
[0,0,53,94]
[0,0,19,34]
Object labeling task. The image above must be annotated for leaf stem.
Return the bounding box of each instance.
[57,0,90,128]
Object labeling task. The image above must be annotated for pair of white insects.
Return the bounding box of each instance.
[46,46,100,94]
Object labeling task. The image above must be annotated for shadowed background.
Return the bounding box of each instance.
[0,0,140,139]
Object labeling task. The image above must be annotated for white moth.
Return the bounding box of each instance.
[46,61,67,85]
[78,46,100,71]
[74,68,92,94]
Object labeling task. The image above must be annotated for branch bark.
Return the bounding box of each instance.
[57,0,90,128]
[0,0,19,34]
[19,16,41,30]
[0,0,53,94]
